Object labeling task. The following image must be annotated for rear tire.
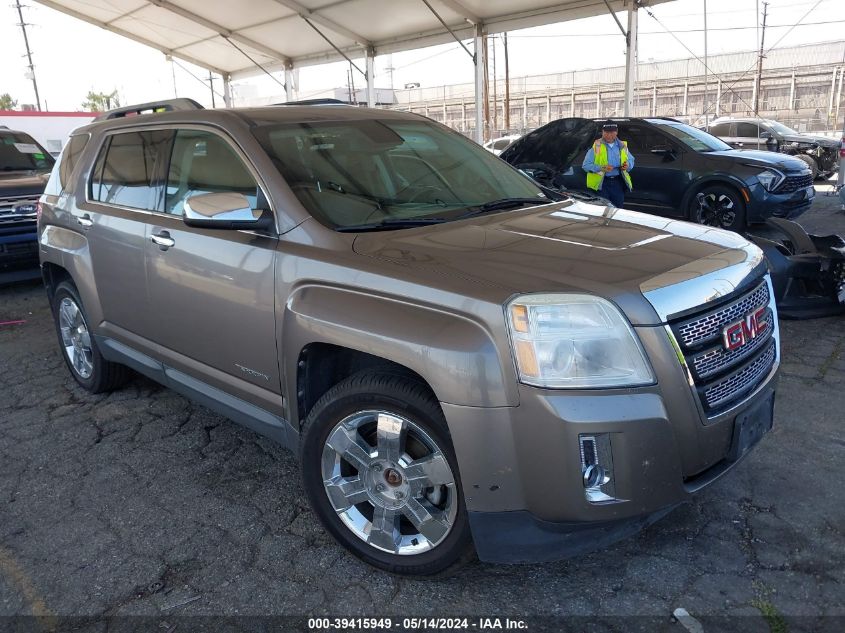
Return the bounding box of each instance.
[52,281,128,393]
[300,371,473,576]
[691,185,747,232]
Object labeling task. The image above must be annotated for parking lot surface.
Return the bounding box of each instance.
[1,192,844,632]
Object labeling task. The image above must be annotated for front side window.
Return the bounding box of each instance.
[165,130,259,216]
[649,120,731,152]
[251,118,545,229]
[0,131,55,172]
[89,130,172,210]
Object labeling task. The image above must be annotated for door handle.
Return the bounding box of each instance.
[77,213,93,228]
[151,231,175,250]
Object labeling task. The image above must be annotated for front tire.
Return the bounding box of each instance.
[52,281,128,393]
[795,154,819,180]
[691,185,747,231]
[300,371,473,575]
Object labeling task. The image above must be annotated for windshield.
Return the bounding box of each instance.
[766,120,799,136]
[251,118,547,229]
[648,120,732,152]
[0,132,55,172]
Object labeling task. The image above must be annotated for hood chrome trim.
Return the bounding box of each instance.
[641,239,766,322]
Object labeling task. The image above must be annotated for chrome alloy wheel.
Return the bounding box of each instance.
[320,410,458,556]
[58,297,94,379]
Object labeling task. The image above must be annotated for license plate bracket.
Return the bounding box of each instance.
[728,392,774,462]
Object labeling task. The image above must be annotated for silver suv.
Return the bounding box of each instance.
[39,99,780,575]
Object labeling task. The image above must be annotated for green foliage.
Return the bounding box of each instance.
[81,90,121,112]
[0,93,18,110]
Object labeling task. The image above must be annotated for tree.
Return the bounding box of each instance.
[0,93,17,110]
[81,90,121,112]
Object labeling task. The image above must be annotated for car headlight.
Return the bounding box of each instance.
[756,169,785,192]
[506,294,655,389]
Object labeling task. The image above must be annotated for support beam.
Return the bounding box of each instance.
[474,23,486,143]
[651,84,657,117]
[829,67,838,121]
[789,66,796,111]
[715,79,721,117]
[624,1,638,117]
[223,74,232,107]
[271,0,371,46]
[34,0,227,76]
[285,65,295,102]
[436,0,480,24]
[366,49,376,107]
[682,81,688,116]
[146,0,292,65]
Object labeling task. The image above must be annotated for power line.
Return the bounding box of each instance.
[505,20,845,38]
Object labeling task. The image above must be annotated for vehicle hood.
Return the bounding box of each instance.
[779,133,838,148]
[0,171,49,198]
[706,149,809,172]
[352,199,762,325]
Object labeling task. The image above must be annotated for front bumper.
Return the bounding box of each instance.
[747,182,814,222]
[0,218,39,283]
[443,324,779,563]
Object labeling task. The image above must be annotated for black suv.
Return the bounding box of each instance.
[1,127,55,283]
[500,117,814,231]
[706,117,839,180]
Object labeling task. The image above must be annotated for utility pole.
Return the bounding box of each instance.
[491,35,498,135]
[703,0,708,128]
[15,0,41,111]
[753,2,769,116]
[503,32,510,132]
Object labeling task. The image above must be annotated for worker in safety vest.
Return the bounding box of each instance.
[582,121,634,208]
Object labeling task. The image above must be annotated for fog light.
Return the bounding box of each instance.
[579,434,619,503]
[582,464,606,488]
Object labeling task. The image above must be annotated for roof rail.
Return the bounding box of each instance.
[273,98,349,106]
[94,98,204,121]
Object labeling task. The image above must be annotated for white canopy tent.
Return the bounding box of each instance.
[34,0,673,141]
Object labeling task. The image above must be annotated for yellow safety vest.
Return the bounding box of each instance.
[586,140,633,192]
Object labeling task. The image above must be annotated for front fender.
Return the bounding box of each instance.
[282,283,518,412]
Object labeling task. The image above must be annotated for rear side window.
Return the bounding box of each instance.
[89,130,173,210]
[708,123,730,136]
[164,129,258,216]
[58,134,90,192]
[736,123,763,138]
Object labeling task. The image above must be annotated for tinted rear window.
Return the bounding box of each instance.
[58,134,90,191]
[89,130,173,210]
[0,131,55,172]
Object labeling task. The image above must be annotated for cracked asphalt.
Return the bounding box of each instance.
[1,192,844,632]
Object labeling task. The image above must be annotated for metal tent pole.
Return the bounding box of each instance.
[624,0,639,116]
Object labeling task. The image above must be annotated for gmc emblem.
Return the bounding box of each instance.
[722,307,768,351]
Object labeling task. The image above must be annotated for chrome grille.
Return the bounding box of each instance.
[703,341,777,410]
[689,310,774,379]
[775,173,813,194]
[669,277,778,416]
[0,195,39,223]
[676,282,769,349]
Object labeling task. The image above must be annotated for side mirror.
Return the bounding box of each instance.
[183,192,274,231]
[760,131,773,139]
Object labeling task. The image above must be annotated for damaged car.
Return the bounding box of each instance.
[707,118,839,180]
[500,117,815,232]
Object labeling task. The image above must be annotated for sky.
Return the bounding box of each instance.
[1,0,843,111]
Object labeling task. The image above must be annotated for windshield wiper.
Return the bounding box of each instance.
[335,217,447,232]
[454,197,549,220]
